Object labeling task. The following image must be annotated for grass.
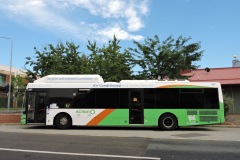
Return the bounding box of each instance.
[0,107,22,113]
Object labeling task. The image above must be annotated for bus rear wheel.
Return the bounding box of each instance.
[55,114,72,129]
[159,114,177,131]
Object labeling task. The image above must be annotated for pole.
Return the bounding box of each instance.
[0,37,13,112]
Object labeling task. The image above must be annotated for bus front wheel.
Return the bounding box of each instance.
[55,114,72,129]
[159,114,177,131]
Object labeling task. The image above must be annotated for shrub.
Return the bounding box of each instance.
[223,93,234,115]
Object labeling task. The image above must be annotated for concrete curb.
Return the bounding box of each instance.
[0,123,20,125]
[206,125,240,128]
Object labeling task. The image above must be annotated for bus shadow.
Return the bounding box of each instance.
[175,126,215,131]
[23,125,216,132]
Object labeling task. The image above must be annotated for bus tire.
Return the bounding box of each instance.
[159,114,177,131]
[55,113,72,129]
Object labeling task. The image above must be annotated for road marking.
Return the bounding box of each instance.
[0,147,160,160]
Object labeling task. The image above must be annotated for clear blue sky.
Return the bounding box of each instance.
[0,0,239,70]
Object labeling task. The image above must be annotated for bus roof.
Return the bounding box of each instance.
[34,75,104,83]
[27,74,221,89]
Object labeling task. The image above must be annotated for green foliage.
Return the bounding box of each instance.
[87,35,133,82]
[223,93,234,115]
[24,34,204,82]
[11,75,26,99]
[128,35,203,79]
[25,42,88,82]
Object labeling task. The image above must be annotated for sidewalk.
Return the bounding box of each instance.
[223,114,240,126]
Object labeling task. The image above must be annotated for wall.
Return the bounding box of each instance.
[0,113,21,123]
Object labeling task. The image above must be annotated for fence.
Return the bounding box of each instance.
[0,92,22,112]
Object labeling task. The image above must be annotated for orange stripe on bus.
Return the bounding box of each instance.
[159,84,195,88]
[86,109,115,126]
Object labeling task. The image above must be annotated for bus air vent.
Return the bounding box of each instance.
[187,111,198,115]
[200,116,218,122]
[199,111,217,115]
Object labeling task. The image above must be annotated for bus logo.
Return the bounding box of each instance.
[188,115,196,121]
[76,109,96,116]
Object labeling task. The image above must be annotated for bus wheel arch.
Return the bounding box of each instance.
[158,113,178,131]
[54,113,72,129]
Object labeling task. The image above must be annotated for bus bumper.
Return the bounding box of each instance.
[20,114,27,125]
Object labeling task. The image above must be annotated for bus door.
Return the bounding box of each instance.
[27,92,47,123]
[129,89,144,124]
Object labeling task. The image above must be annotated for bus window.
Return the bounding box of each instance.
[204,88,219,109]
[156,89,179,109]
[72,89,96,108]
[119,89,129,108]
[27,92,36,121]
[180,92,204,109]
[144,89,155,108]
[37,93,47,121]
[180,88,204,109]
[48,89,74,108]
[95,89,119,108]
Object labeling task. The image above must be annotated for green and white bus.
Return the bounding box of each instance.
[21,74,225,130]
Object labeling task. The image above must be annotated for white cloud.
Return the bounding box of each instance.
[125,7,143,31]
[0,0,149,42]
[97,25,144,41]
[70,0,148,31]
[71,0,126,18]
[0,0,85,39]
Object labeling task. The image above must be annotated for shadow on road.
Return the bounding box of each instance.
[23,125,215,132]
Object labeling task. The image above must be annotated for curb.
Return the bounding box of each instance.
[0,123,20,125]
[205,125,240,128]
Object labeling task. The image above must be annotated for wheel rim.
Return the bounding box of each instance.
[60,117,68,126]
[163,117,173,128]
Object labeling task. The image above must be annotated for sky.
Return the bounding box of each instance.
[0,0,240,71]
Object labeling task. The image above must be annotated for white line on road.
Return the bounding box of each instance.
[0,147,160,160]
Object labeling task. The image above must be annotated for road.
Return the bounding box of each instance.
[0,125,240,160]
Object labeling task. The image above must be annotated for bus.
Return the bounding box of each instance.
[21,74,225,130]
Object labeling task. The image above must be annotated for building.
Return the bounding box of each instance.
[182,57,240,114]
[0,64,26,87]
[0,64,26,109]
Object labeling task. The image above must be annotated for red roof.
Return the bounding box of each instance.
[181,67,240,85]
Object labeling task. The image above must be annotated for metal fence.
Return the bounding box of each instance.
[0,93,22,113]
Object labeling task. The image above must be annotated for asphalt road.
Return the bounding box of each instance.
[0,126,240,160]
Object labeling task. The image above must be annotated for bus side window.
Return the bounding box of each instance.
[95,89,120,109]
[48,89,74,108]
[132,97,141,107]
[72,89,96,108]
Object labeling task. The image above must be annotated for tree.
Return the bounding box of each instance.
[128,35,203,79]
[11,75,26,108]
[223,92,234,115]
[87,35,133,82]
[25,41,89,82]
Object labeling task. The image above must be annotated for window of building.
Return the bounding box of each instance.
[0,74,6,87]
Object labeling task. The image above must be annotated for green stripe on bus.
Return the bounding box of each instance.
[98,108,224,126]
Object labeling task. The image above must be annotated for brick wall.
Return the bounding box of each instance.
[0,113,21,124]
